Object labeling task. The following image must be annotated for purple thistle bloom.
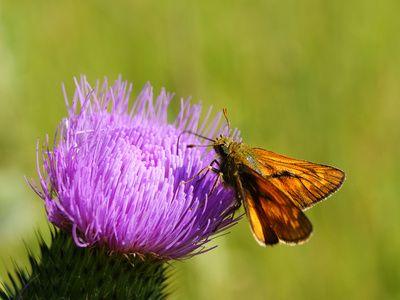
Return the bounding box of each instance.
[32,76,238,259]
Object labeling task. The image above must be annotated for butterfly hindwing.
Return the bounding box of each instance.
[243,192,279,245]
[241,170,313,245]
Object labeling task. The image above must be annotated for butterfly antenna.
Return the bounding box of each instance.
[176,130,215,154]
[223,108,231,136]
[187,144,213,148]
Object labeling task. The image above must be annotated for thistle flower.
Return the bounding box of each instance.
[33,77,238,260]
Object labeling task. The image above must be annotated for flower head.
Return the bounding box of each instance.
[32,77,238,259]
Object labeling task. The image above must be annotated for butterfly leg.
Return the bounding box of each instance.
[180,159,220,186]
[196,160,221,183]
[208,171,224,197]
[233,174,245,210]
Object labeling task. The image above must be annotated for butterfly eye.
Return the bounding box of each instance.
[221,145,229,155]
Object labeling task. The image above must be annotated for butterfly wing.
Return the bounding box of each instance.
[250,148,345,210]
[238,170,313,245]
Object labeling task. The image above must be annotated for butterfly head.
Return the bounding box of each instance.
[213,135,235,158]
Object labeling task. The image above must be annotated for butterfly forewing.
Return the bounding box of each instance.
[251,148,345,210]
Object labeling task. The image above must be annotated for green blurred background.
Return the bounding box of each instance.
[1,0,399,299]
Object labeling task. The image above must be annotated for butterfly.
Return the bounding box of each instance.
[187,109,345,246]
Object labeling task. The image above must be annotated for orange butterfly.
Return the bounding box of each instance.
[189,109,345,246]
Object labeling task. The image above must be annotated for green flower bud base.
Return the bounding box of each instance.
[1,229,168,299]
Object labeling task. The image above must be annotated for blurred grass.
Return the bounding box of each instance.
[0,0,399,299]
